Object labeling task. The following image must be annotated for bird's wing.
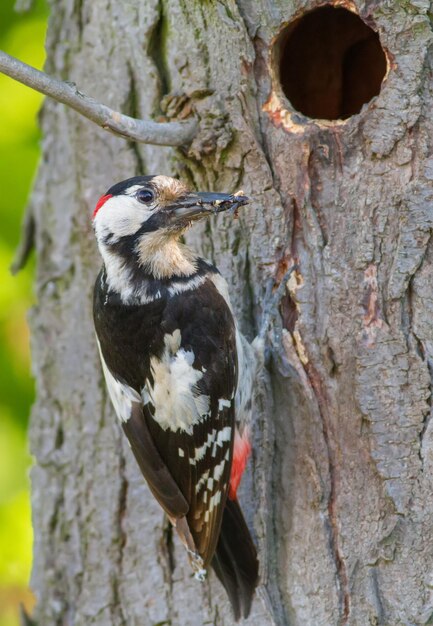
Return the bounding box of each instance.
[95,276,237,568]
[96,338,189,519]
[142,281,238,567]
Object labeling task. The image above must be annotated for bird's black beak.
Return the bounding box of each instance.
[168,191,249,223]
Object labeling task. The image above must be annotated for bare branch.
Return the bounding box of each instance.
[0,50,197,146]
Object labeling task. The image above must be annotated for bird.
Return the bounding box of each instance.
[92,174,260,620]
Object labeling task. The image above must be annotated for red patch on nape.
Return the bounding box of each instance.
[229,428,251,500]
[92,194,113,219]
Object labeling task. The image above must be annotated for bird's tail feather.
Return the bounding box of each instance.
[211,497,259,621]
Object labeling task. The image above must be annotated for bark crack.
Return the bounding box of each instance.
[147,0,170,106]
[125,62,147,174]
[111,452,128,625]
[279,163,349,619]
[282,298,351,624]
[256,365,290,626]
[157,516,176,621]
[405,275,433,468]
[302,360,351,625]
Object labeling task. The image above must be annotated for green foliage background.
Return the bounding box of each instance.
[0,2,48,625]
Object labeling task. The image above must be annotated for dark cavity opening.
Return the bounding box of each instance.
[277,6,387,120]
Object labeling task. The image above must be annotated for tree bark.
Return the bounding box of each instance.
[28,1,433,625]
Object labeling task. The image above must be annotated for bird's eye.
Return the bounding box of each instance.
[136,188,155,204]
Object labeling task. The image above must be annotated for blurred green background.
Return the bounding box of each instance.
[0,2,48,625]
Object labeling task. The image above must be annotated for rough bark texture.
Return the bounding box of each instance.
[28,1,433,625]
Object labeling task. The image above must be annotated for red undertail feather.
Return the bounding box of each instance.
[229,428,251,500]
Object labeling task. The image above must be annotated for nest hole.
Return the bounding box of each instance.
[277,6,387,121]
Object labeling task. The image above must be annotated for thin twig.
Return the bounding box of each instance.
[0,50,197,146]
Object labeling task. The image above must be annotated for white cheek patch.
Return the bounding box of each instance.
[145,330,210,433]
[94,194,154,241]
[96,339,141,422]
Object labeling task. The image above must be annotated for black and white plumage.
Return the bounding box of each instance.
[92,175,258,619]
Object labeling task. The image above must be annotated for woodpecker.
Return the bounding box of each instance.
[92,175,259,620]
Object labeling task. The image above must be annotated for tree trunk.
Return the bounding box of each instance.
[28,1,433,625]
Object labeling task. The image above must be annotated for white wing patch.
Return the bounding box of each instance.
[218,398,231,410]
[96,338,141,422]
[144,330,210,433]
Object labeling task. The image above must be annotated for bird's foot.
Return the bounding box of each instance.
[171,515,207,580]
[193,567,207,582]
[187,548,206,581]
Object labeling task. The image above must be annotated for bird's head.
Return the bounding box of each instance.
[92,175,249,281]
